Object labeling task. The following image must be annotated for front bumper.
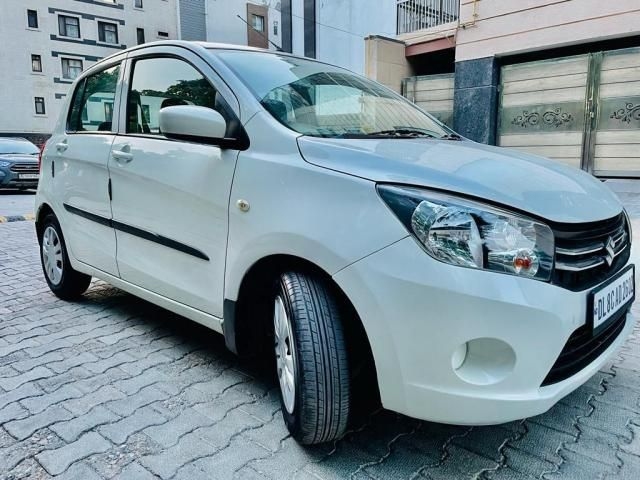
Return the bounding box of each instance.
[334,237,635,425]
[0,169,39,188]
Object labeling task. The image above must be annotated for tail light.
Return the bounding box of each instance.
[38,144,45,172]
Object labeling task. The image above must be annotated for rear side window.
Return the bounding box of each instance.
[68,64,120,133]
[126,56,234,136]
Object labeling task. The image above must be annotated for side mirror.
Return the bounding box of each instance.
[159,105,227,144]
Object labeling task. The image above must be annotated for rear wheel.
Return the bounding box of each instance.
[274,272,350,444]
[38,214,91,300]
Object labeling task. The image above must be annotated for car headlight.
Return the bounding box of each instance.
[0,161,11,167]
[378,185,554,281]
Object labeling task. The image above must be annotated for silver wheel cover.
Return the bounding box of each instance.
[274,295,296,414]
[42,226,63,285]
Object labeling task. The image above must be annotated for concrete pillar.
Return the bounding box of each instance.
[364,35,412,94]
[453,56,499,145]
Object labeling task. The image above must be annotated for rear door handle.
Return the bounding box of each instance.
[112,150,133,164]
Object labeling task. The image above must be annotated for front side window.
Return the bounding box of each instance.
[59,15,80,38]
[126,56,233,136]
[27,10,38,28]
[62,58,83,80]
[252,14,265,32]
[98,22,118,44]
[35,97,46,115]
[217,50,449,139]
[68,64,120,132]
[31,54,42,73]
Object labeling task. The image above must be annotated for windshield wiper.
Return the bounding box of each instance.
[440,133,463,141]
[359,128,439,138]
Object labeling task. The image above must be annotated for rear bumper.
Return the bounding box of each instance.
[334,237,635,425]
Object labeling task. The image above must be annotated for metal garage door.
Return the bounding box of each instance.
[592,48,640,176]
[402,73,454,127]
[498,55,590,170]
[498,47,640,177]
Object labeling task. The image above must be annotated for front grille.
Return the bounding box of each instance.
[10,163,39,174]
[541,306,627,386]
[552,213,630,291]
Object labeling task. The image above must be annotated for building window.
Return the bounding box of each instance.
[27,9,38,29]
[59,15,80,38]
[104,102,114,122]
[135,0,143,8]
[35,97,46,115]
[31,54,42,73]
[137,28,145,45]
[273,20,278,36]
[98,21,118,44]
[62,58,83,80]
[157,31,169,38]
[252,14,265,32]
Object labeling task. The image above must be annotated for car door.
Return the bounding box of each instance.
[52,60,123,276]
[109,48,240,318]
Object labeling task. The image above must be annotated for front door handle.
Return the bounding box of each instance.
[112,149,133,164]
[56,141,68,152]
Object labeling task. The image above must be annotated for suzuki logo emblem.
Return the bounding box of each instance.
[604,236,616,267]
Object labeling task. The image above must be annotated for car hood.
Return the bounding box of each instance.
[0,153,38,163]
[297,137,622,224]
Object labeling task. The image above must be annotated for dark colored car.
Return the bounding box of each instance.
[0,137,41,190]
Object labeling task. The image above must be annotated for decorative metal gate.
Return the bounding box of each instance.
[498,47,640,177]
[402,73,454,127]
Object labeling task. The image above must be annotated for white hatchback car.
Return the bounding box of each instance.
[36,41,635,445]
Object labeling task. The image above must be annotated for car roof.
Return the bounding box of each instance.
[91,40,313,71]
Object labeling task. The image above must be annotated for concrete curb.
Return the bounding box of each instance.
[0,213,35,223]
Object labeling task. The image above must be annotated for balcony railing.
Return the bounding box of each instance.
[396,0,460,35]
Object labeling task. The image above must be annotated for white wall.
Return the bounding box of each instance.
[0,0,179,137]
[456,0,640,62]
[205,0,281,50]
[315,0,396,74]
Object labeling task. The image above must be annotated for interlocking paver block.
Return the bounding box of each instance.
[144,407,213,448]
[4,405,73,440]
[51,405,121,442]
[0,381,43,410]
[20,384,84,414]
[36,431,111,476]
[140,431,217,479]
[107,385,169,416]
[99,405,168,445]
[0,366,53,391]
[63,385,127,415]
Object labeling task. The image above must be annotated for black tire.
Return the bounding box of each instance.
[38,213,91,300]
[275,271,350,445]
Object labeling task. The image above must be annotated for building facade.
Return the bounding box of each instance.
[180,0,395,74]
[0,0,179,145]
[365,0,640,177]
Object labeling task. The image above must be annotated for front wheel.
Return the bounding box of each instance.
[38,214,91,300]
[274,272,350,444]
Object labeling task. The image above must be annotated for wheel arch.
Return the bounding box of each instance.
[35,202,55,238]
[224,254,380,401]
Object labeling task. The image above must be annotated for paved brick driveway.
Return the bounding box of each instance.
[1,184,640,479]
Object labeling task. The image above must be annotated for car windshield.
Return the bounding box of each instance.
[215,50,451,139]
[0,140,39,155]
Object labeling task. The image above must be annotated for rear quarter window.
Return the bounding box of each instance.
[67,64,120,133]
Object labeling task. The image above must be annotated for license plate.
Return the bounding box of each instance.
[590,265,635,333]
[18,173,39,180]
